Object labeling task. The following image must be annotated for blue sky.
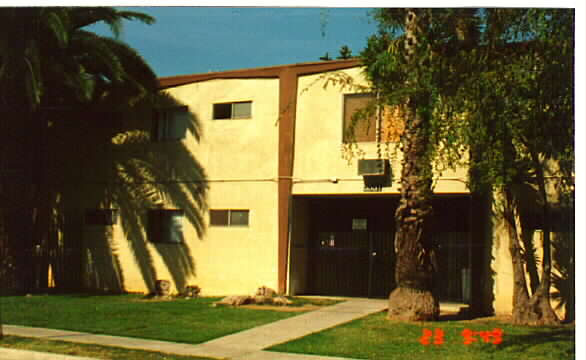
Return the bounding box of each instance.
[92,7,378,77]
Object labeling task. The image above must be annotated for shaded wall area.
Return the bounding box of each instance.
[0,93,208,295]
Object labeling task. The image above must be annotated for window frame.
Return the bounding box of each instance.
[342,93,378,143]
[212,101,252,120]
[152,106,189,142]
[148,209,185,244]
[209,209,250,227]
[342,93,404,144]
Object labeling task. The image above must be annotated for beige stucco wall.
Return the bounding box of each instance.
[293,67,469,196]
[73,65,570,320]
[487,186,570,318]
[79,78,282,296]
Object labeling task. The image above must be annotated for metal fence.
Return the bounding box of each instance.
[0,245,81,294]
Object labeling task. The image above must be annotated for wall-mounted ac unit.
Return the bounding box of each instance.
[357,159,387,176]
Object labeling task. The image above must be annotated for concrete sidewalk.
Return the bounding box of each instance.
[2,298,387,359]
[0,347,98,360]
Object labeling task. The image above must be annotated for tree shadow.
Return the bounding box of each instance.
[44,92,208,295]
[550,209,575,323]
[496,326,574,354]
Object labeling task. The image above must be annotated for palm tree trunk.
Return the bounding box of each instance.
[520,152,560,325]
[388,98,437,320]
[502,186,532,320]
[504,180,559,325]
[387,9,438,321]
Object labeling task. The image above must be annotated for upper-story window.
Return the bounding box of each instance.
[152,106,189,141]
[213,101,252,120]
[343,94,404,143]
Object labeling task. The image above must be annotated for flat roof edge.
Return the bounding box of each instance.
[158,59,362,89]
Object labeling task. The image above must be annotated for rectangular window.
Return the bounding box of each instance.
[213,101,252,120]
[148,209,184,244]
[152,106,189,141]
[343,94,404,143]
[210,209,249,227]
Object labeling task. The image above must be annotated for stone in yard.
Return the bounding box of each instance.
[155,280,171,297]
[255,286,277,298]
[214,295,252,307]
[184,285,201,298]
[272,296,293,306]
[254,295,272,304]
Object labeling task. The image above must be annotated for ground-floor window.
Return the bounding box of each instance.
[148,209,184,244]
[209,209,250,227]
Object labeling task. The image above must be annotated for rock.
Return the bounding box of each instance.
[254,295,271,304]
[255,286,277,298]
[272,296,293,306]
[184,285,201,298]
[155,280,171,297]
[214,295,252,307]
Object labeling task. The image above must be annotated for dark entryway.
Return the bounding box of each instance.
[294,195,473,301]
[305,197,397,298]
[310,231,394,298]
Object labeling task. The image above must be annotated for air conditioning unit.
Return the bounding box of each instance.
[357,159,388,176]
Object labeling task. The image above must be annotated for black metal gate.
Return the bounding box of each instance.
[309,231,394,298]
[434,232,472,303]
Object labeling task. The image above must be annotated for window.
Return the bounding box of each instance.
[213,101,252,120]
[343,94,404,143]
[210,209,249,227]
[85,209,119,226]
[152,106,189,141]
[148,209,184,243]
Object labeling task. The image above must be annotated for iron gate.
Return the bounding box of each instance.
[309,231,395,298]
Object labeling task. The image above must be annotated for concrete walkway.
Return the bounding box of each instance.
[2,298,387,360]
[0,347,98,360]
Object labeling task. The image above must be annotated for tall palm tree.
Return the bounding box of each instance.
[363,8,571,325]
[0,7,160,293]
[362,8,481,321]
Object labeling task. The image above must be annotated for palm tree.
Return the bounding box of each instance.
[363,8,571,325]
[0,7,160,293]
[361,8,482,321]
[0,7,158,109]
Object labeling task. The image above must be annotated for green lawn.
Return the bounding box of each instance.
[0,335,213,360]
[269,312,575,360]
[1,294,301,344]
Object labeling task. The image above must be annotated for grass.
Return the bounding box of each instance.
[1,294,301,344]
[268,311,575,360]
[0,335,213,360]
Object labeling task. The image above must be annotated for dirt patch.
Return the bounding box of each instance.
[239,304,322,312]
[437,312,515,323]
[130,296,196,302]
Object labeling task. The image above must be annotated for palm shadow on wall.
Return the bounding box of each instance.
[52,92,208,294]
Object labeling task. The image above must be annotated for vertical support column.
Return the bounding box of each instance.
[277,68,298,294]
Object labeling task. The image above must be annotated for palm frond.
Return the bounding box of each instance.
[71,30,126,83]
[40,8,70,49]
[69,7,154,36]
[116,10,156,25]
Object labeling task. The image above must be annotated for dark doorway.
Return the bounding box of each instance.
[307,197,397,298]
[303,195,472,301]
